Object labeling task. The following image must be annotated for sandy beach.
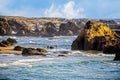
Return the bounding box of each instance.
[0,46,21,55]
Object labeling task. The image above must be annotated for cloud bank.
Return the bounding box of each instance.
[45,1,85,18]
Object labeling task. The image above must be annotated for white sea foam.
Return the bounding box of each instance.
[0,58,55,68]
[9,36,17,39]
[71,51,114,57]
[0,63,9,67]
[14,58,55,63]
[0,62,32,68]
[29,41,35,43]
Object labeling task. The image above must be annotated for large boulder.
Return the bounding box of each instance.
[71,20,120,60]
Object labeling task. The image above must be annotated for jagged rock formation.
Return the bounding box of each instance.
[0,18,12,35]
[59,22,80,36]
[0,16,120,36]
[71,20,120,60]
[41,22,58,37]
[0,16,86,36]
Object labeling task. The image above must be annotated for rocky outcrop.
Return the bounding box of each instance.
[22,48,47,56]
[41,22,57,37]
[14,46,24,51]
[0,38,17,47]
[0,16,120,37]
[71,20,120,60]
[7,38,17,44]
[59,22,80,36]
[0,18,12,35]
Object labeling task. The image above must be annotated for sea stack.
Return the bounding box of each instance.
[71,20,120,60]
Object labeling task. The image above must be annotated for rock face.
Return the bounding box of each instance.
[59,22,80,36]
[0,18,12,35]
[41,22,57,37]
[71,20,120,60]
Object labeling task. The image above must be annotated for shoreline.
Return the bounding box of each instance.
[0,46,21,55]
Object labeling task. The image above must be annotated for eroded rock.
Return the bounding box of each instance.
[71,20,120,60]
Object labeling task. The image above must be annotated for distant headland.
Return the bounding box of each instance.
[0,16,120,37]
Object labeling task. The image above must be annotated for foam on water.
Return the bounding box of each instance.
[0,58,55,68]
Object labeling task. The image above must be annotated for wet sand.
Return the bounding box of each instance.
[0,46,21,55]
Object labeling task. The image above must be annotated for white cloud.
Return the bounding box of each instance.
[44,1,86,18]
[0,0,86,18]
[44,4,62,17]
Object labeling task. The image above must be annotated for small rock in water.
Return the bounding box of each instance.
[37,48,47,52]
[58,54,66,57]
[22,47,47,56]
[14,46,24,51]
[7,38,17,44]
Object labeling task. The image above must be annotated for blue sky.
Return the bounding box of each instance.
[0,0,120,19]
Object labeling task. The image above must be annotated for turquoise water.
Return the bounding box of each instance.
[0,36,120,80]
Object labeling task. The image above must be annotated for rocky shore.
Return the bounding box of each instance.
[0,38,48,56]
[0,16,120,60]
[0,16,120,37]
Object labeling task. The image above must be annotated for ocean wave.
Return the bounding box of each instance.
[0,62,32,68]
[0,58,55,68]
[14,58,55,63]
[71,51,115,57]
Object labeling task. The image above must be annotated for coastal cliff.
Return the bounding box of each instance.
[71,20,120,60]
[0,16,86,37]
[0,16,120,37]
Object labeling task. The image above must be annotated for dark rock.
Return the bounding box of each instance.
[36,48,47,52]
[0,42,7,47]
[59,22,80,36]
[114,52,120,60]
[1,40,11,46]
[60,51,69,54]
[0,18,12,35]
[22,48,47,56]
[14,46,24,51]
[41,22,57,37]
[22,48,38,55]
[7,38,17,44]
[47,46,54,49]
[103,46,120,54]
[71,20,120,54]
[58,54,66,57]
[17,30,26,35]
[0,27,6,35]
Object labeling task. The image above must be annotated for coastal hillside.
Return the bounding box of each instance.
[0,16,120,36]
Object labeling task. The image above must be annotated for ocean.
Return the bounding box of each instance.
[0,36,120,80]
